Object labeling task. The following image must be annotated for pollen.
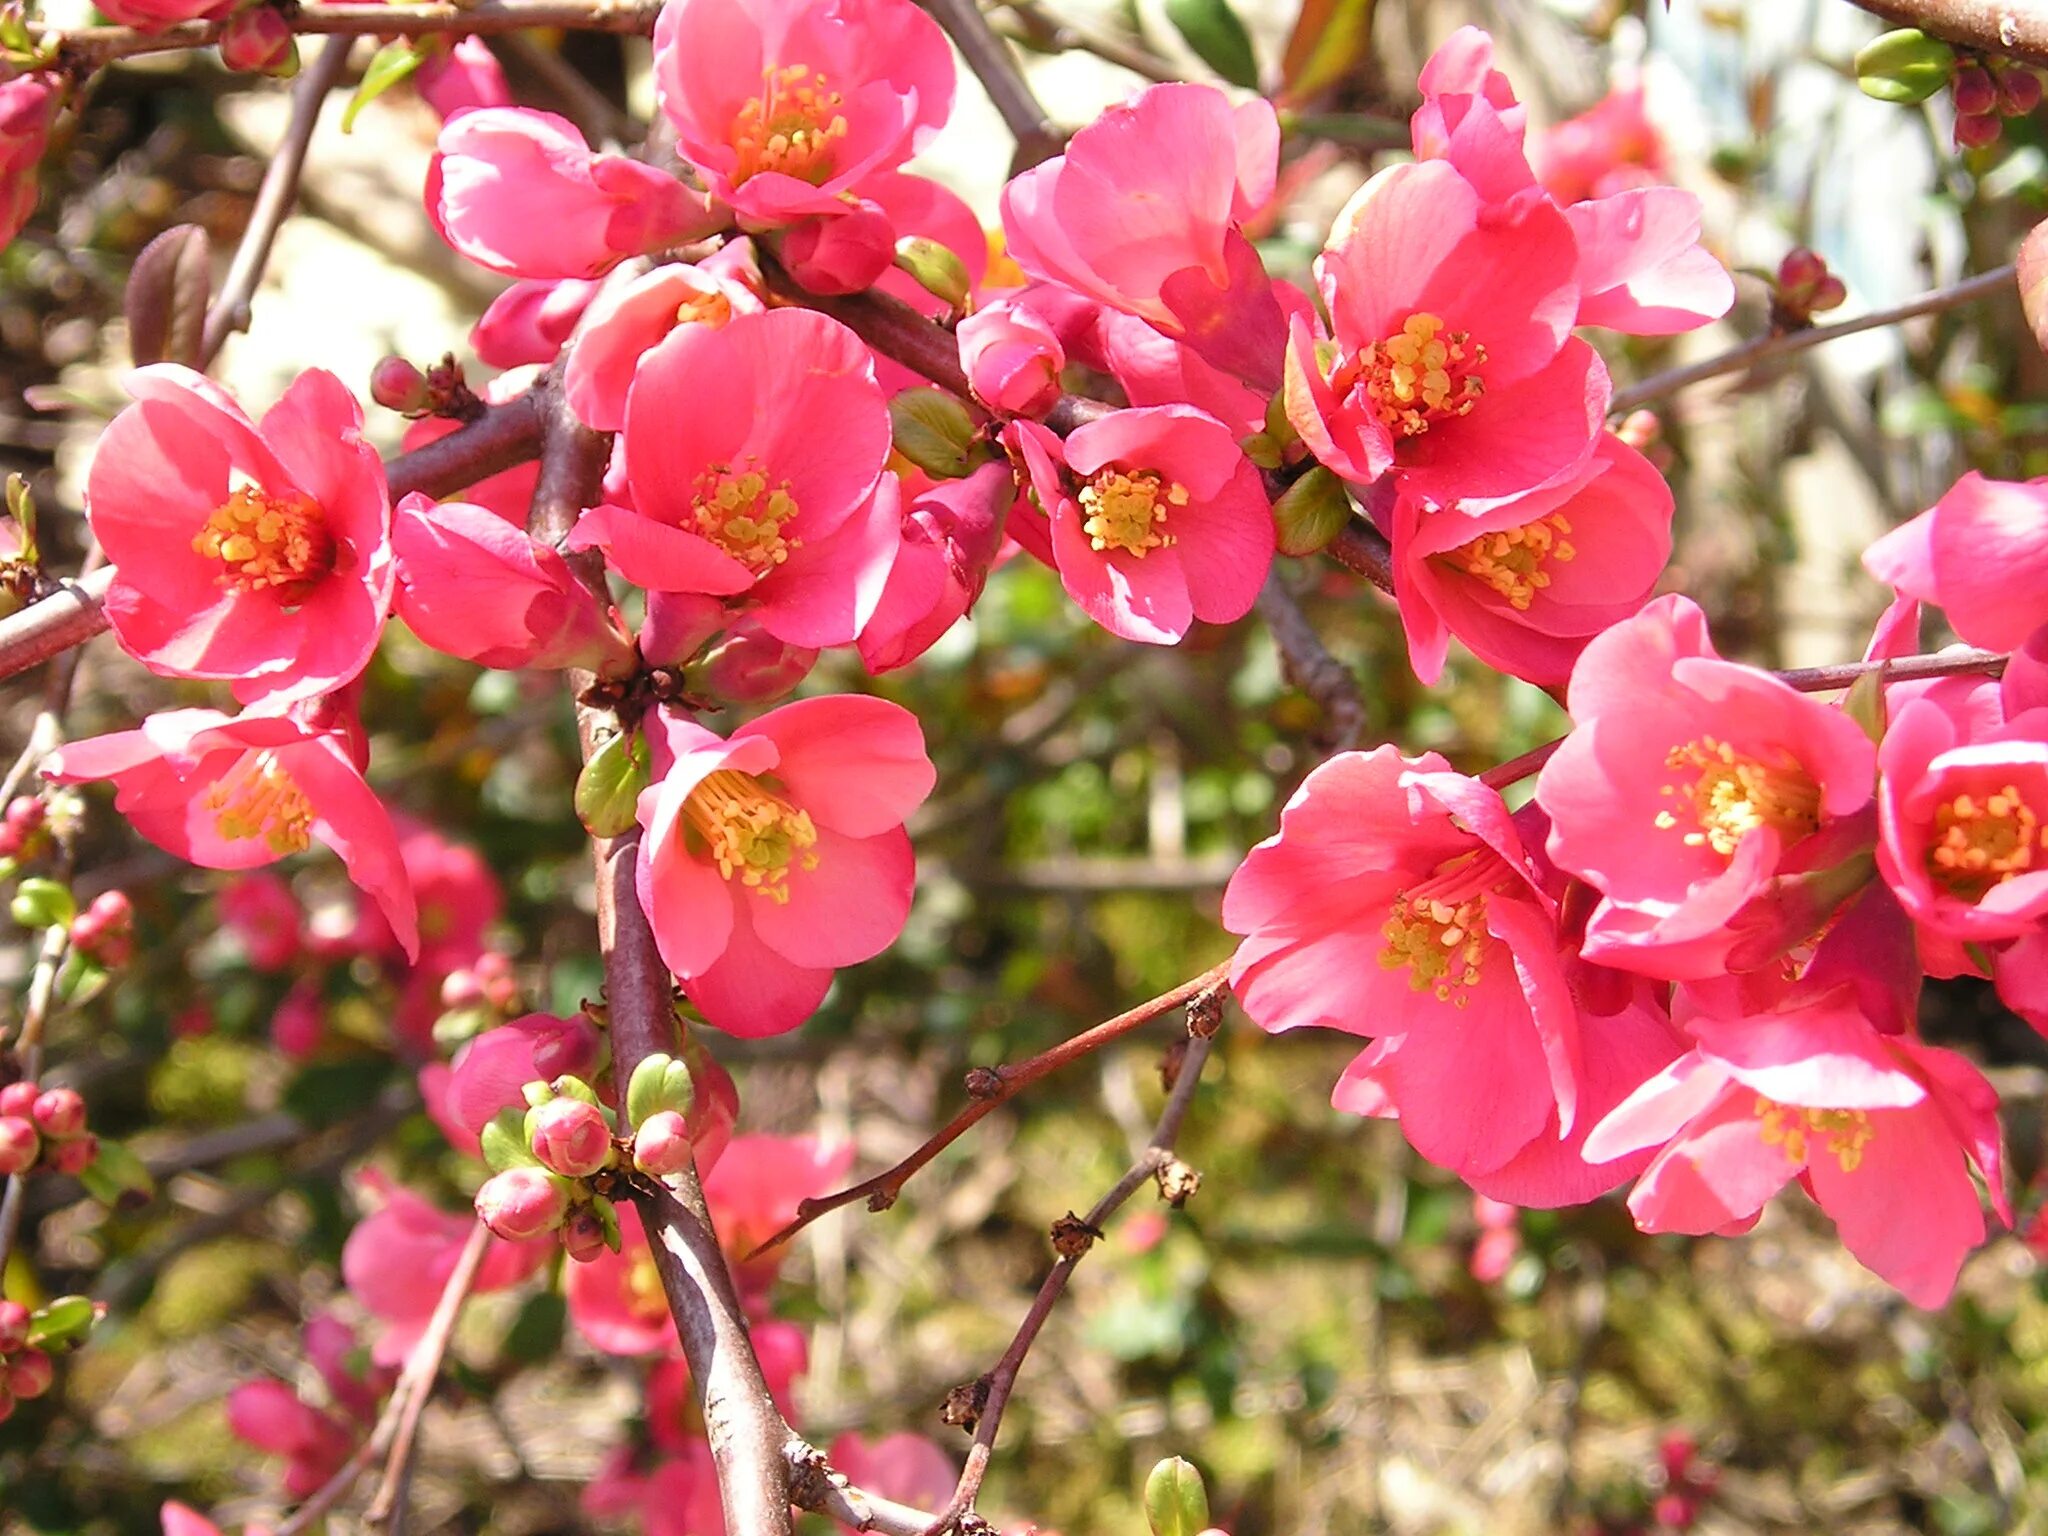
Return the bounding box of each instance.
[192,485,334,600]
[682,768,819,903]
[1928,782,2046,900]
[1078,468,1185,558]
[1446,512,1576,610]
[676,288,735,328]
[730,62,849,186]
[1377,847,1512,1006]
[1343,312,1486,439]
[202,752,314,856]
[692,465,801,575]
[1654,737,1821,857]
[1756,1096,1872,1173]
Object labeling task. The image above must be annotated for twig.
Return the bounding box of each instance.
[1844,0,2048,69]
[915,0,1064,169]
[924,984,1228,1534]
[1324,520,1394,595]
[749,959,1233,1258]
[499,33,644,146]
[199,38,354,366]
[1610,264,2017,416]
[1256,571,1364,749]
[1478,737,1563,792]
[0,566,115,687]
[785,1439,945,1536]
[993,0,1178,82]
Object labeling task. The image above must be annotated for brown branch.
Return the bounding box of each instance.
[993,0,1179,83]
[1610,264,2018,416]
[1324,519,1394,595]
[750,959,1231,1258]
[40,0,663,66]
[914,0,1064,170]
[1255,571,1364,749]
[785,1440,944,1536]
[200,37,353,365]
[924,986,1227,1534]
[1843,0,2048,68]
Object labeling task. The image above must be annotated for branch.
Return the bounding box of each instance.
[750,959,1232,1258]
[1324,520,1394,595]
[924,984,1228,1534]
[200,37,353,365]
[785,1440,945,1536]
[1255,571,1364,749]
[1843,0,2048,68]
[1610,263,2018,415]
[992,0,1178,83]
[528,387,796,1536]
[914,0,1064,170]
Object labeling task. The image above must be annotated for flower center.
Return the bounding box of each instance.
[730,63,848,186]
[1344,312,1486,439]
[1928,783,2046,900]
[682,769,819,903]
[677,289,734,328]
[203,751,314,856]
[193,485,334,600]
[691,466,801,575]
[1078,469,1185,558]
[1377,848,1511,1007]
[1755,1096,1871,1173]
[1444,513,1576,610]
[1654,738,1820,857]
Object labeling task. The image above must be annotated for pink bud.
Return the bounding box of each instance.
[1953,63,1998,116]
[370,356,432,416]
[0,1082,36,1118]
[30,1088,84,1140]
[958,297,1065,417]
[529,1097,613,1178]
[1775,246,1827,296]
[474,1166,568,1241]
[1955,109,2003,148]
[47,1134,97,1175]
[0,1299,30,1353]
[218,7,298,76]
[0,1117,38,1175]
[474,950,519,1010]
[5,1347,51,1400]
[1807,274,1846,314]
[561,1206,609,1264]
[3,798,43,833]
[440,968,485,1010]
[780,202,894,296]
[1652,1492,1696,1530]
[530,1016,601,1082]
[632,1110,694,1177]
[1999,66,2043,115]
[689,620,819,704]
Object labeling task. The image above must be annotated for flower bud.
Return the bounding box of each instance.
[686,620,819,704]
[1999,65,2043,116]
[0,1116,37,1175]
[0,1299,30,1353]
[5,1347,51,1400]
[632,1110,694,1177]
[1776,246,1828,294]
[1854,28,1956,104]
[1653,1493,1697,1530]
[218,7,299,76]
[0,1081,36,1118]
[1955,109,2003,149]
[528,1097,613,1178]
[958,297,1065,417]
[3,798,43,835]
[370,356,432,416]
[1952,63,1998,117]
[560,1205,610,1264]
[780,202,894,296]
[29,1088,84,1140]
[70,890,132,966]
[46,1134,97,1176]
[530,1015,602,1082]
[1807,274,1846,314]
[475,1166,569,1241]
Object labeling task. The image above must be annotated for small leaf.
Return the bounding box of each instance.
[1269,466,1353,556]
[1843,665,1888,744]
[575,729,650,839]
[1277,0,1376,106]
[1163,0,1259,89]
[11,876,73,930]
[481,1107,542,1174]
[1144,1456,1211,1536]
[626,1053,695,1129]
[76,1138,153,1209]
[27,1295,95,1350]
[889,387,985,481]
[341,40,427,133]
[125,224,213,368]
[2018,218,2048,357]
[893,237,971,313]
[590,1193,623,1253]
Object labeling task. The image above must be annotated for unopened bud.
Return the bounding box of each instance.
[46,1134,97,1176]
[1953,63,1998,117]
[218,6,298,76]
[530,1016,601,1082]
[686,621,818,705]
[29,1088,84,1140]
[781,201,894,296]
[528,1097,612,1178]
[0,1117,37,1175]
[893,236,972,312]
[560,1205,609,1264]
[0,1082,36,1118]
[1955,109,2003,148]
[1653,1493,1697,1530]
[0,1300,30,1353]
[1999,65,2043,116]
[1807,274,1846,314]
[958,297,1065,418]
[371,356,432,416]
[474,1166,569,1240]
[632,1110,694,1177]
[1854,28,1956,104]
[1776,246,1828,294]
[5,1347,51,1399]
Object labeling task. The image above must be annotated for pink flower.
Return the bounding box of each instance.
[568,308,896,648]
[219,871,302,971]
[829,1433,957,1522]
[653,0,953,225]
[270,982,325,1059]
[0,75,58,249]
[427,108,717,279]
[636,696,933,1038]
[1223,747,1589,1181]
[857,462,1014,674]
[1005,406,1273,645]
[1537,595,1877,980]
[341,1172,550,1365]
[1863,472,2048,651]
[1287,159,1607,505]
[1531,84,1667,206]
[1002,84,1286,388]
[434,1012,604,1156]
[226,1379,353,1497]
[1408,27,1533,204]
[44,706,420,961]
[781,198,895,294]
[1583,986,2005,1308]
[87,366,392,703]
[1566,190,1735,336]
[563,263,764,432]
[566,1202,682,1356]
[1389,430,1673,686]
[582,1441,725,1536]
[93,0,226,30]
[391,493,634,673]
[305,1312,390,1423]
[958,295,1065,417]
[344,816,501,980]
[416,35,513,120]
[472,277,599,369]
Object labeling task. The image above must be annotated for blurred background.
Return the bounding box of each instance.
[4,0,2048,1532]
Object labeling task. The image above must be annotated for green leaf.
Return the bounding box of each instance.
[1163,0,1259,89]
[27,1295,95,1350]
[1144,1457,1211,1536]
[341,40,427,132]
[481,1107,541,1174]
[1268,466,1353,556]
[590,1193,623,1253]
[889,387,986,481]
[1843,665,1888,744]
[11,876,73,930]
[76,1138,154,1210]
[575,729,650,839]
[626,1053,695,1130]
[1277,0,1376,105]
[502,1290,567,1364]
[893,237,971,313]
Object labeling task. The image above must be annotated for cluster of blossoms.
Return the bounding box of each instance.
[0,1300,57,1425]
[0,1080,96,1178]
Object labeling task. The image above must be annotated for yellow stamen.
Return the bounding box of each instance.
[1078,468,1185,558]
[1445,512,1576,610]
[202,751,314,856]
[1341,312,1487,439]
[692,465,801,575]
[1928,782,2047,900]
[677,289,734,328]
[1756,1096,1872,1173]
[1653,737,1820,857]
[730,62,848,186]
[1377,848,1512,1006]
[682,768,819,903]
[192,485,334,600]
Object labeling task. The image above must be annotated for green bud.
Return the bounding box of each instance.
[626,1052,697,1130]
[481,1107,542,1173]
[590,1192,624,1253]
[893,237,972,313]
[1144,1457,1211,1536]
[574,729,650,840]
[1269,466,1354,556]
[1842,665,1888,744]
[521,1079,554,1109]
[889,387,987,481]
[549,1074,604,1108]
[27,1295,97,1351]
[12,877,74,931]
[1855,29,1956,104]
